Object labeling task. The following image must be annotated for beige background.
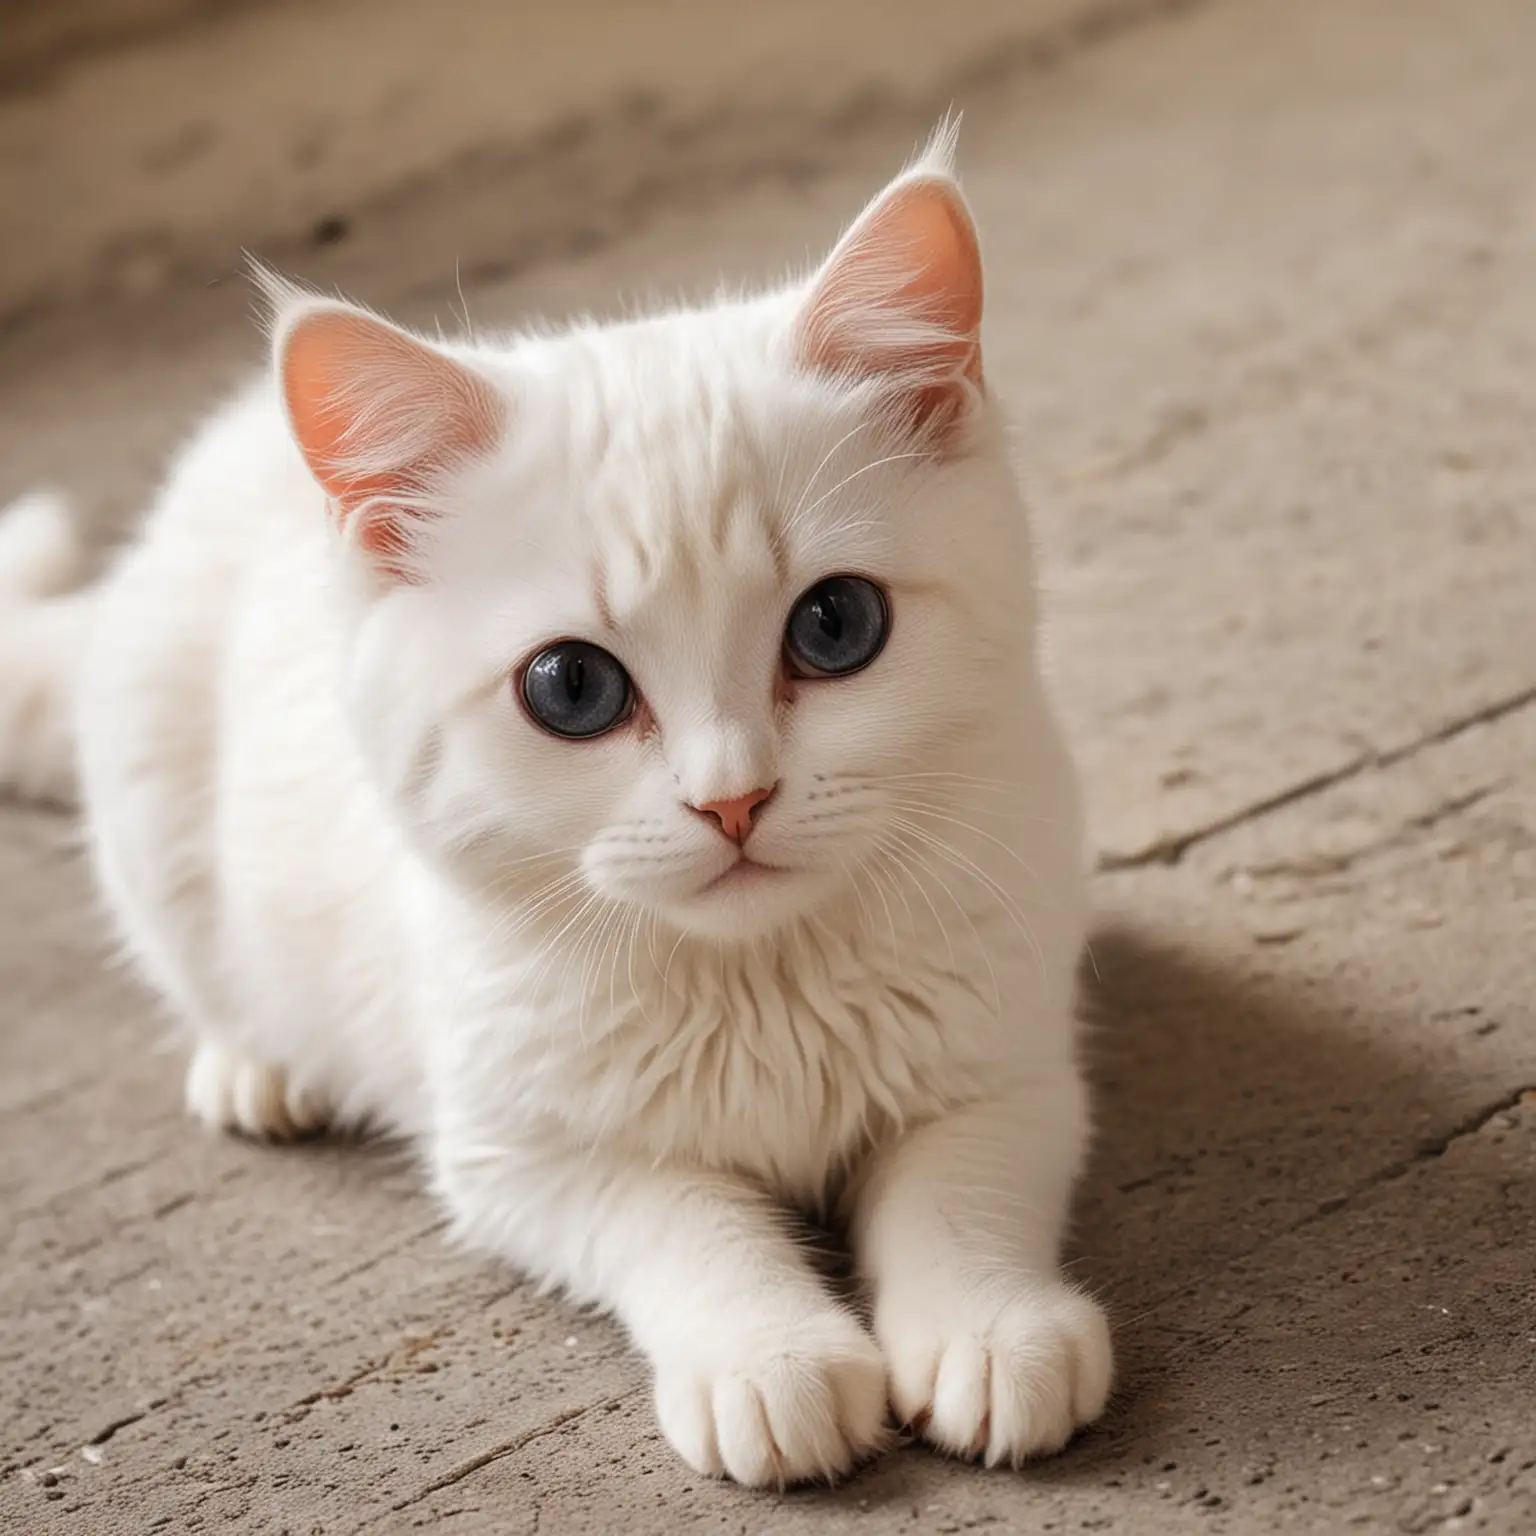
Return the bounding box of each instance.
[2,1,1533,1531]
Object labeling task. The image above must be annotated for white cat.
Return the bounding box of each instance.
[0,129,1112,1485]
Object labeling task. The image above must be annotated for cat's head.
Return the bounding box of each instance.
[270,130,1042,944]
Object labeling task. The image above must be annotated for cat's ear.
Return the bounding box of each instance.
[793,127,983,441]
[267,283,504,578]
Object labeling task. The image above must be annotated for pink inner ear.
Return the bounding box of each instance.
[279,305,504,573]
[798,174,984,432]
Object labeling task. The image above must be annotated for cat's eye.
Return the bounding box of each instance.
[784,576,889,679]
[521,641,634,739]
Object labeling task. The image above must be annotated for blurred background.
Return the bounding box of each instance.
[3,2,1533,1533]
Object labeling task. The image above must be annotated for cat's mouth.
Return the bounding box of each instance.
[699,855,790,896]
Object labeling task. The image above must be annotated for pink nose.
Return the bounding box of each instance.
[691,786,776,844]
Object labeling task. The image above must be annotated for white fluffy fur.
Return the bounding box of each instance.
[0,139,1111,1485]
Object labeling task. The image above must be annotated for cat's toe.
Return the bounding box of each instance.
[880,1279,1112,1467]
[185,1041,331,1141]
[653,1310,888,1487]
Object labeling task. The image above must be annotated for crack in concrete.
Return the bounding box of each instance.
[83,1409,148,1447]
[1235,784,1501,883]
[1147,1083,1534,1318]
[379,1388,638,1523]
[1274,1082,1535,1237]
[321,1214,451,1288]
[1098,682,1536,872]
[281,1282,522,1424]
[283,1332,449,1422]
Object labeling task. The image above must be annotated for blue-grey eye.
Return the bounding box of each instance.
[785,576,889,678]
[522,642,633,738]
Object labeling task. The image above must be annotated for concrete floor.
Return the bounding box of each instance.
[2,0,1533,1531]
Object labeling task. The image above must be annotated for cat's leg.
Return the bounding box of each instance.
[433,1137,887,1486]
[184,1038,334,1141]
[96,839,335,1142]
[95,843,336,1143]
[848,1072,1113,1467]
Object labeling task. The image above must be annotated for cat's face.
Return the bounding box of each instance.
[372,333,1028,941]
[277,135,1036,942]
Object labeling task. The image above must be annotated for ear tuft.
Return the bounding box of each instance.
[905,110,962,183]
[267,286,504,580]
[794,125,983,441]
[247,257,312,331]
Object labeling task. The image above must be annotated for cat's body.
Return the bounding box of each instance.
[0,135,1113,1485]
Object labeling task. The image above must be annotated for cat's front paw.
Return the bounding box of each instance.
[877,1278,1112,1467]
[653,1307,888,1487]
[185,1040,332,1141]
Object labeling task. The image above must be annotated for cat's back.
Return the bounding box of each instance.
[118,377,323,585]
[80,377,326,787]
[76,377,358,1029]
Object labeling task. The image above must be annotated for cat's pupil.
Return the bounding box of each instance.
[522,641,633,739]
[783,575,888,679]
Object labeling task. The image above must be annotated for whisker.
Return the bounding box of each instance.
[883,800,1049,889]
[869,842,956,988]
[887,816,1047,979]
[833,851,879,944]
[875,830,1002,1015]
[791,449,928,533]
[783,418,881,534]
[859,846,903,961]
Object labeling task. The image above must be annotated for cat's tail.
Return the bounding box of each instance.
[0,489,93,805]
